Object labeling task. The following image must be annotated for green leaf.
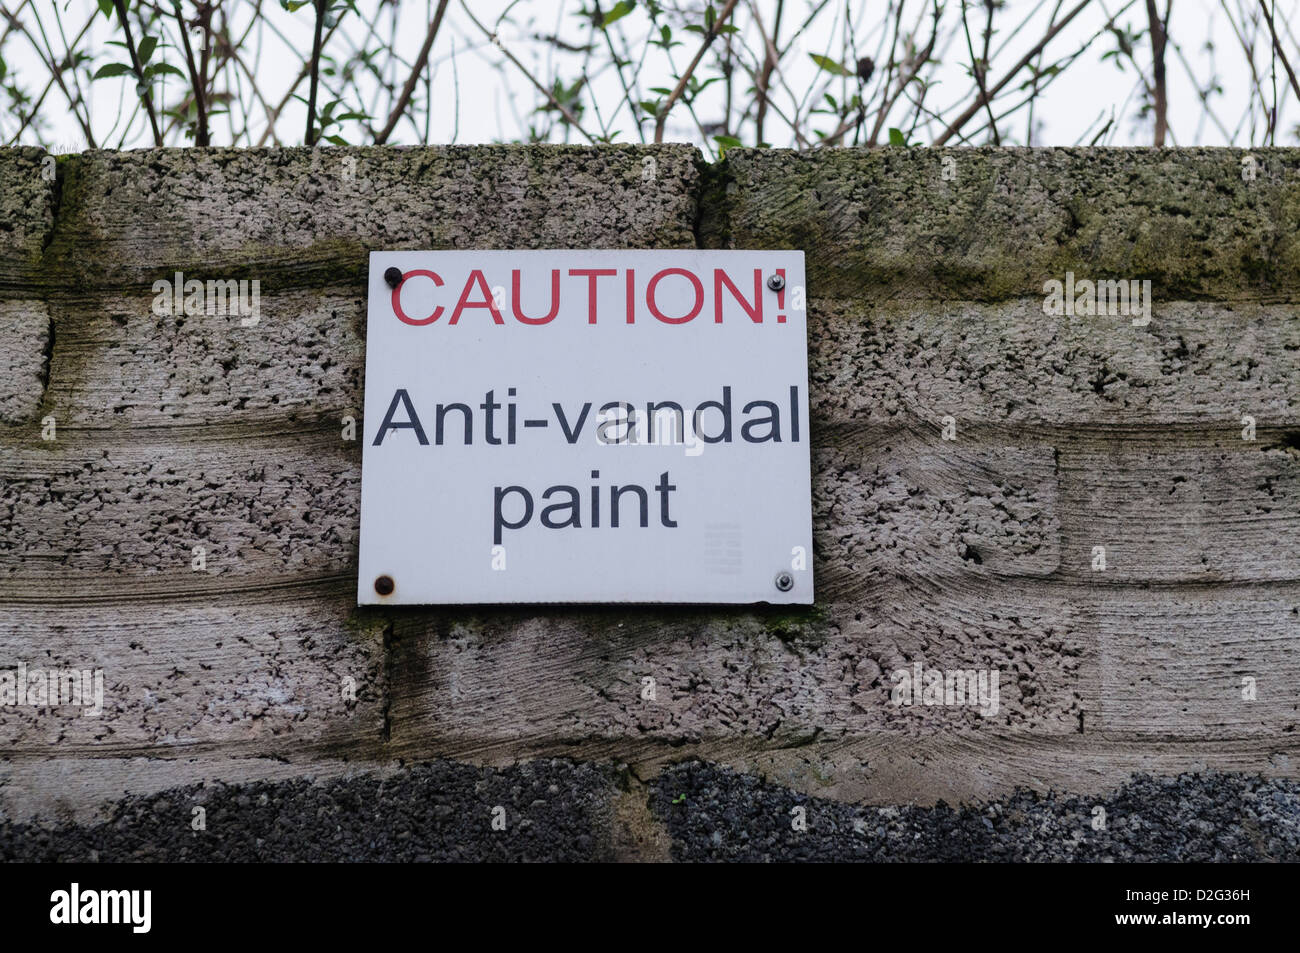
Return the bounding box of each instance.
[97,0,114,20]
[601,1,635,28]
[146,63,185,78]
[638,99,661,117]
[888,127,907,147]
[137,36,157,64]
[325,134,349,146]
[93,63,134,79]
[712,134,742,157]
[280,0,312,10]
[810,53,852,77]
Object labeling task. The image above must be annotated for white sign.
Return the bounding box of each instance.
[358,249,812,605]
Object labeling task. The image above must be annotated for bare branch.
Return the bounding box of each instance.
[961,0,1000,144]
[374,0,451,144]
[934,0,1093,146]
[304,0,326,145]
[1257,0,1300,108]
[171,1,208,145]
[654,0,741,143]
[1145,0,1168,145]
[459,0,596,143]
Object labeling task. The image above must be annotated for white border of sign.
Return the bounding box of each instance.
[358,249,812,605]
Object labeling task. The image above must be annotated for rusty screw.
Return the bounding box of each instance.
[374,575,395,596]
[383,267,404,289]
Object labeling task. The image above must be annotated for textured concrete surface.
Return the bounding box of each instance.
[0,301,49,426]
[0,147,55,288]
[805,299,1300,427]
[0,593,385,753]
[42,145,700,290]
[1,145,1298,859]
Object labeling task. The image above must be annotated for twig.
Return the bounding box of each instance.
[111,0,163,146]
[304,0,326,145]
[734,53,810,147]
[654,0,741,143]
[1144,0,1168,145]
[459,0,596,143]
[374,0,450,144]
[1027,0,1066,144]
[3,3,99,145]
[172,1,208,145]
[1257,0,1300,106]
[866,0,940,147]
[961,0,1000,144]
[594,1,645,142]
[750,0,784,144]
[934,0,1093,146]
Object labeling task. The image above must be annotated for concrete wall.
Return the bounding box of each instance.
[1,145,1298,861]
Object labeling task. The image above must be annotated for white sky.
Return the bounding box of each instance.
[5,0,1300,152]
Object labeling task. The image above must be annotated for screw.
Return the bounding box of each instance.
[383,267,404,289]
[766,273,785,292]
[774,571,794,592]
[374,575,395,596]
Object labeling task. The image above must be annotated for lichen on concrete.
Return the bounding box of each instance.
[36,144,702,289]
[708,147,1300,301]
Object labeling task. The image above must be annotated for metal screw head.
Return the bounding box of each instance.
[774,571,794,592]
[383,267,404,289]
[766,273,785,292]
[374,575,395,596]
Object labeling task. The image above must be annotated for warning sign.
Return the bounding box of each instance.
[358,249,813,604]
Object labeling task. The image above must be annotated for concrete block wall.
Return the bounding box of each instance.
[0,145,1297,860]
